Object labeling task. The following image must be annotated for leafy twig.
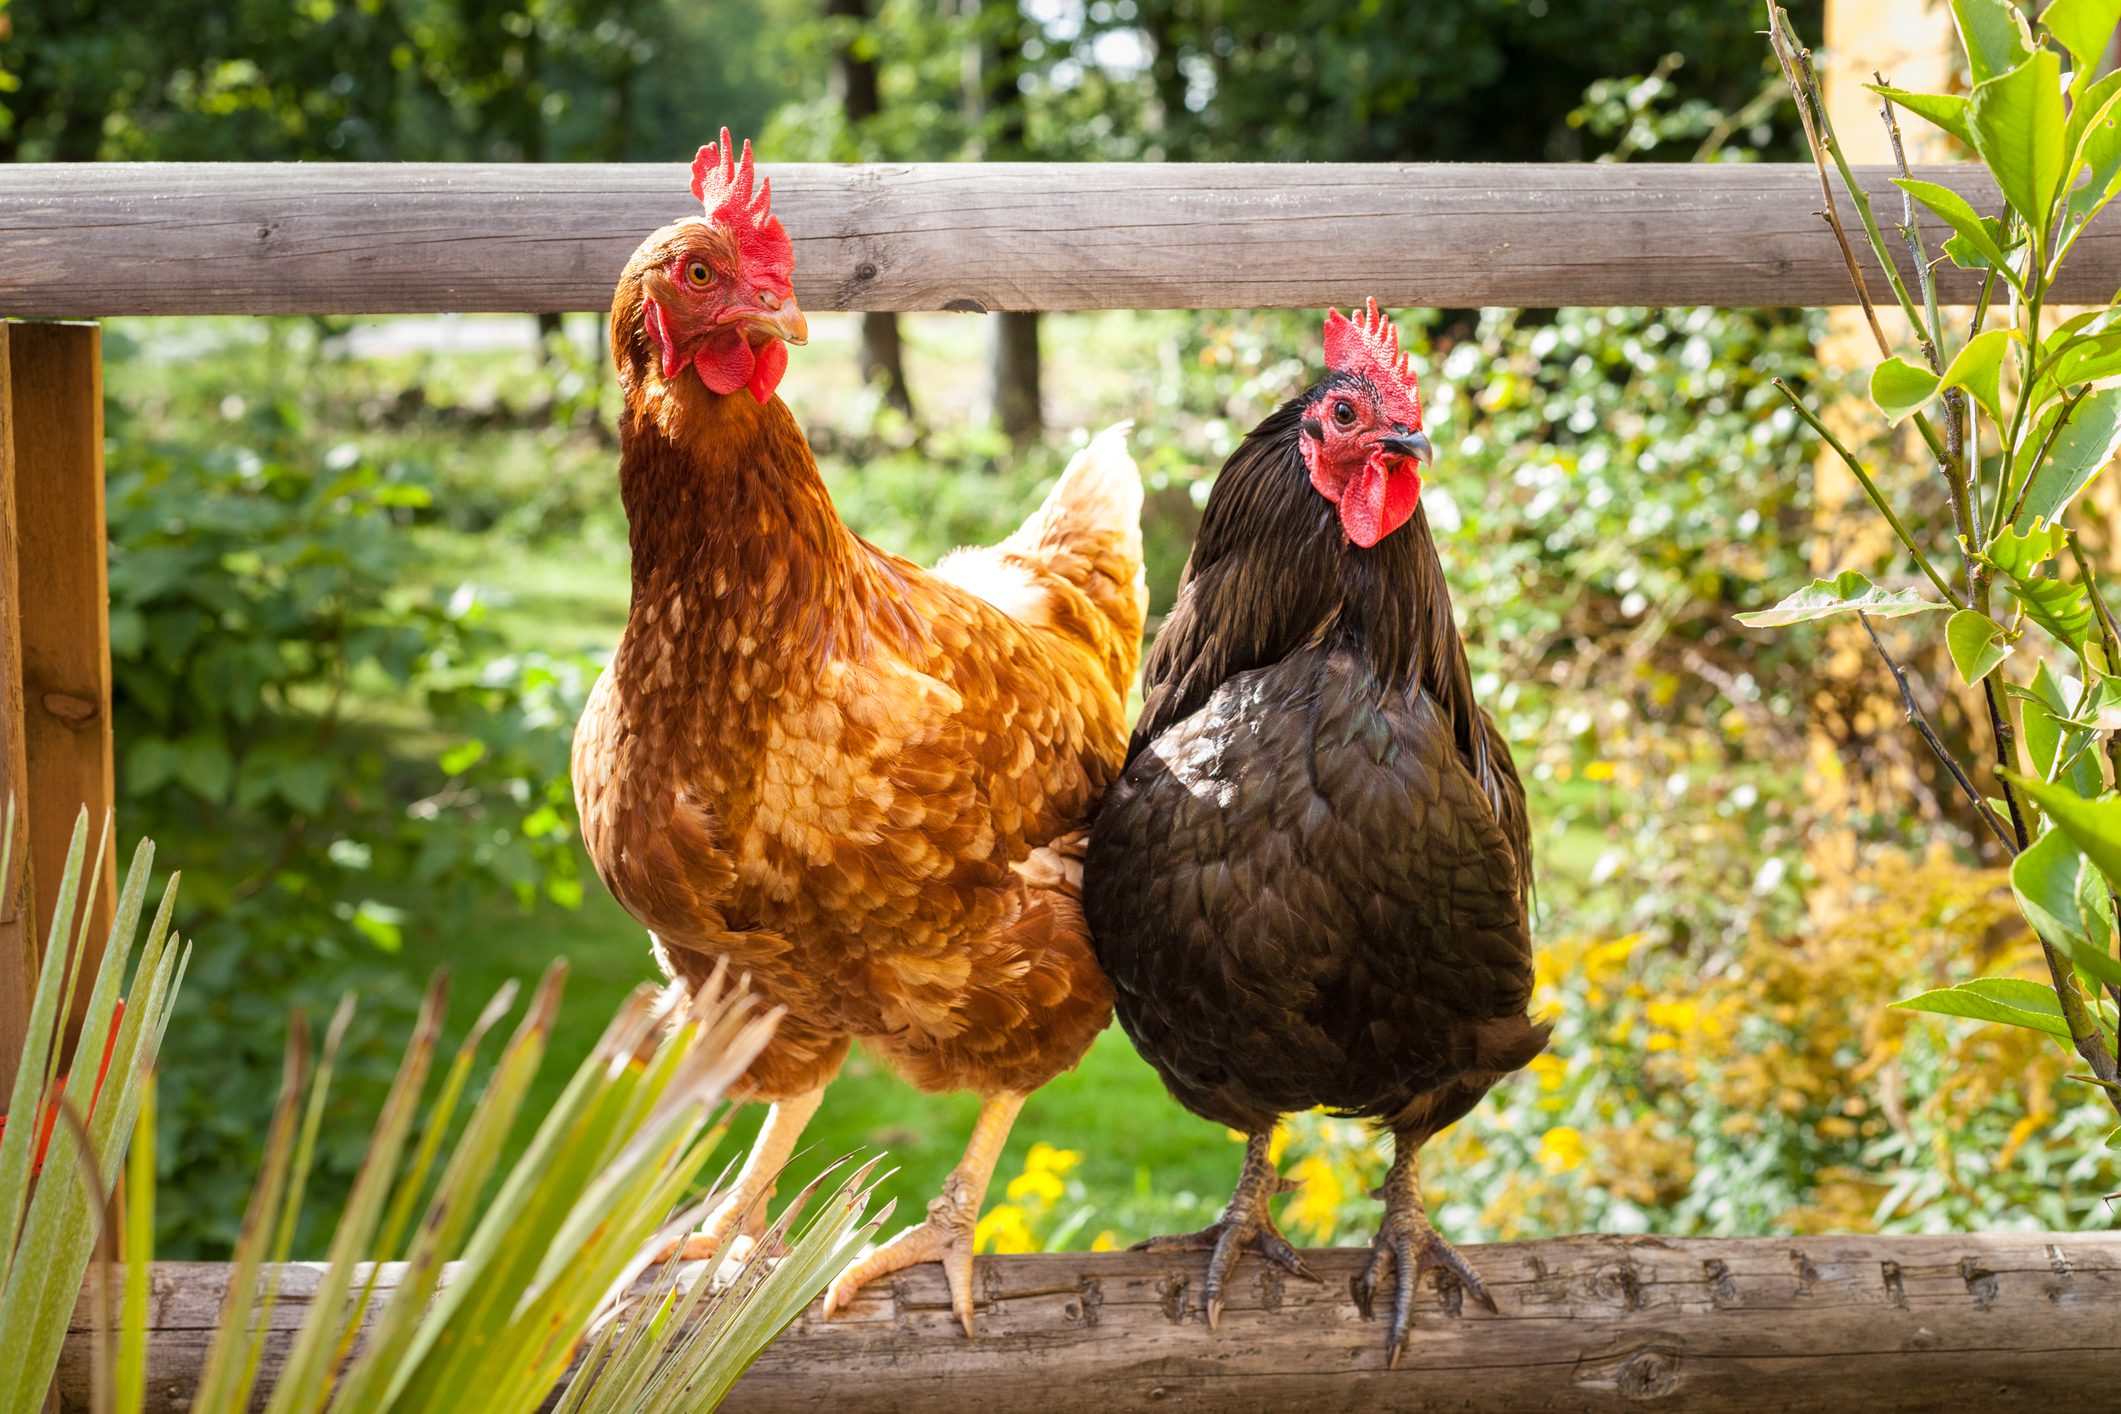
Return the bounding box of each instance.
[1773,379,1966,609]
[1856,613,2016,849]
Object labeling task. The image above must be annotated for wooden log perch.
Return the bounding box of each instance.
[57,1233,2121,1411]
[2,162,2110,316]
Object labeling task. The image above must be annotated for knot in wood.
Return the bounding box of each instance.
[41,691,99,725]
[1614,1347,1682,1400]
[1593,1259,1645,1311]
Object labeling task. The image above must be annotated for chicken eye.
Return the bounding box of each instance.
[685,260,713,288]
[1331,400,1357,427]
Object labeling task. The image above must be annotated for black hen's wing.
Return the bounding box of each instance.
[1085,645,1538,1132]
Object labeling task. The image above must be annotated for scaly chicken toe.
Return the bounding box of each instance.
[1133,1129,1317,1329]
[822,1092,1024,1336]
[1353,1139,1498,1368]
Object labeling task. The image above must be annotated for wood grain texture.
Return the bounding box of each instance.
[56,1235,2121,1411]
[7,322,113,1039]
[0,163,2106,315]
[0,324,30,1103]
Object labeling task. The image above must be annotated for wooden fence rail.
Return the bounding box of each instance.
[55,1234,2121,1411]
[2,162,2112,316]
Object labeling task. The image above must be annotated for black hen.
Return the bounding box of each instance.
[1084,303,1547,1366]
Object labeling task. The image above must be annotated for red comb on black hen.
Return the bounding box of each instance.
[1083,303,1546,1366]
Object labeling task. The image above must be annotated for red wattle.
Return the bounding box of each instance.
[1336,455,1421,548]
[693,329,757,396]
[747,339,789,403]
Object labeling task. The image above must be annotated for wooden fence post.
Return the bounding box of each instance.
[5,321,114,1052]
[0,323,31,1100]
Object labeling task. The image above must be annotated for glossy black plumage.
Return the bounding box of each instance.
[1084,384,1547,1142]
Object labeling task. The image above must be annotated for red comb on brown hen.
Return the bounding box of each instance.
[578,149,1147,1336]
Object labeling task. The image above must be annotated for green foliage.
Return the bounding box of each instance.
[1760,3,2121,1154]
[100,324,592,1255]
[0,0,791,163]
[136,968,884,1414]
[0,811,188,1414]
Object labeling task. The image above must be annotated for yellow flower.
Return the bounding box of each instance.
[1584,760,1617,782]
[1538,1125,1589,1174]
[1527,1052,1568,1093]
[974,1203,1035,1254]
[1090,1230,1119,1252]
[1284,1155,1346,1240]
[1023,1142,1080,1177]
[1006,1169,1066,1206]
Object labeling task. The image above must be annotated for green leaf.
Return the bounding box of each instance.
[2012,662,2109,796]
[2016,386,2121,530]
[1893,982,2075,1038]
[1959,975,2068,1017]
[2046,0,2121,70]
[1940,327,2014,424]
[2009,771,2121,895]
[1896,178,2015,277]
[1943,230,1995,270]
[1868,85,1976,149]
[1971,48,2070,249]
[1954,0,2037,83]
[1870,356,1942,424]
[1983,520,2096,649]
[2012,823,2121,989]
[1735,570,1951,628]
[2062,73,2121,229]
[1947,608,2014,684]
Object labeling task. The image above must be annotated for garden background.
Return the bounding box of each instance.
[2,0,2104,1259]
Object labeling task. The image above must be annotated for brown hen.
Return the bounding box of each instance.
[570,134,1145,1332]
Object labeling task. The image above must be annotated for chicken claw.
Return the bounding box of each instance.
[1134,1129,1318,1329]
[823,1092,1024,1336]
[1353,1139,1497,1369]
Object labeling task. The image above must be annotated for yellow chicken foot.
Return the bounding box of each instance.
[1133,1128,1318,1329]
[1353,1136,1498,1369]
[822,1091,1024,1336]
[659,1085,825,1264]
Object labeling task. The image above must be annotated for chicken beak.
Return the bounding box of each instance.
[1380,431,1434,468]
[735,294,809,347]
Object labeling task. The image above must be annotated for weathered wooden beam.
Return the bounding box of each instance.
[55,1234,2121,1412]
[5,322,114,1040]
[0,162,2103,316]
[0,323,31,1101]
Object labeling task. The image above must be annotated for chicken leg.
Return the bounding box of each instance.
[821,1091,1023,1335]
[663,1085,826,1264]
[1133,1127,1318,1329]
[1354,1133,1498,1368]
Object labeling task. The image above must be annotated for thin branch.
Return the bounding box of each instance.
[1857,613,2016,850]
[1878,76,1944,369]
[1774,378,1967,609]
[1768,5,1889,352]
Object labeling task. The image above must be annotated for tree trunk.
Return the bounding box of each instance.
[992,311,1041,443]
[971,0,1040,441]
[828,0,914,419]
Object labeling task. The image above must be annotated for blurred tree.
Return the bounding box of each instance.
[969,0,1042,442]
[1102,0,1818,163]
[827,0,916,419]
